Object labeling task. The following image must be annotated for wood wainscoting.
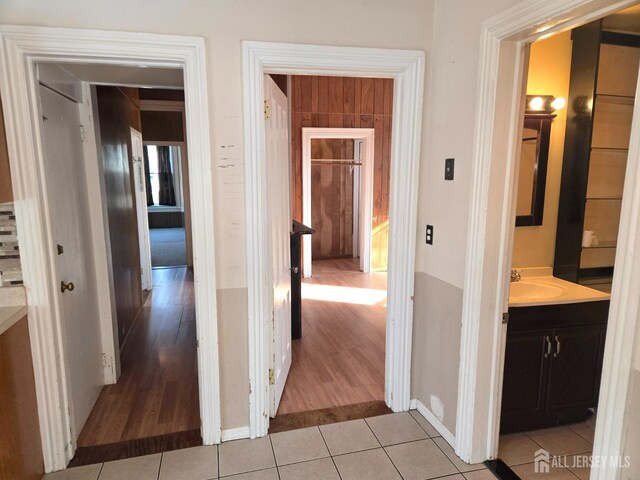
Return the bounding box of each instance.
[0,317,44,480]
[290,76,393,271]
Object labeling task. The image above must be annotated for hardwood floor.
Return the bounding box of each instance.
[77,267,199,447]
[277,257,387,415]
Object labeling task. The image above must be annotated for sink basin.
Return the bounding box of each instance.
[509,280,568,300]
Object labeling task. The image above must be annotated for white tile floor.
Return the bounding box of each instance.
[45,411,488,480]
[498,415,596,480]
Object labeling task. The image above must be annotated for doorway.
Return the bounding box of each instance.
[495,10,640,478]
[301,128,375,277]
[0,28,220,472]
[244,42,425,438]
[457,0,640,475]
[269,76,389,418]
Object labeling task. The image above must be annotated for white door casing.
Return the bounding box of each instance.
[301,128,374,278]
[264,75,293,416]
[130,128,152,291]
[353,140,363,259]
[244,42,425,438]
[456,0,640,475]
[39,84,104,443]
[0,27,220,471]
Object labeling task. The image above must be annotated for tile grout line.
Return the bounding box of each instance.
[362,416,408,479]
[429,431,466,475]
[267,432,282,480]
[317,423,344,480]
[157,451,164,480]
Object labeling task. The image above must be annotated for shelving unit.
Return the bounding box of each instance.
[554,21,640,290]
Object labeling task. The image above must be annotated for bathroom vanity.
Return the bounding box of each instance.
[501,270,610,434]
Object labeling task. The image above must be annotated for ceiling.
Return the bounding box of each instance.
[59,63,184,89]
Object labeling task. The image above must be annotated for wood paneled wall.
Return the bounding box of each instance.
[311,139,356,258]
[96,86,144,346]
[0,99,13,204]
[291,76,393,270]
[0,317,44,480]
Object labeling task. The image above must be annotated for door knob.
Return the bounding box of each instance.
[60,281,75,293]
[291,266,299,274]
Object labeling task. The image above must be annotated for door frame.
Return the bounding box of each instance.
[456,0,640,475]
[130,127,153,290]
[301,127,375,277]
[0,26,221,471]
[243,41,425,438]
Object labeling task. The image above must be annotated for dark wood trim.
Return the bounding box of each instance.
[554,21,602,282]
[578,266,615,279]
[516,115,554,227]
[601,30,640,47]
[68,429,202,467]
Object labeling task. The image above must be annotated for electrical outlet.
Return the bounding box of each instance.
[426,225,434,245]
[445,158,455,180]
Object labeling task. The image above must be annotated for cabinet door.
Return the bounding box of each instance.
[500,330,552,433]
[546,324,606,420]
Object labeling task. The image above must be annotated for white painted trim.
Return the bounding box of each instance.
[80,83,120,383]
[457,0,640,474]
[0,25,221,471]
[130,127,153,292]
[301,127,374,278]
[412,399,456,447]
[221,426,251,442]
[243,41,425,438]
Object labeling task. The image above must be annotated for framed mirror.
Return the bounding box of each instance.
[515,114,554,226]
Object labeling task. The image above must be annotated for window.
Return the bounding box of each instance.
[144,144,184,210]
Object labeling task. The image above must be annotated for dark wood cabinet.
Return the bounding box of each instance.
[500,301,609,433]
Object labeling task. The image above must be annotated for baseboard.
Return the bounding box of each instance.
[409,399,417,409]
[221,426,251,442]
[411,398,456,447]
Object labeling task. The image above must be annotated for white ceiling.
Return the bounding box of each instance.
[59,63,184,89]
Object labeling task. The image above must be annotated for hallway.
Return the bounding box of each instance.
[277,258,387,415]
[77,267,199,447]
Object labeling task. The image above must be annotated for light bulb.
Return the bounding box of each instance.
[529,96,544,111]
[550,97,566,110]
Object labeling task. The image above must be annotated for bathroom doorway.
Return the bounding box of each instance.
[496,7,640,477]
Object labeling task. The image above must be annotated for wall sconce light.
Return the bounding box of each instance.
[526,95,566,115]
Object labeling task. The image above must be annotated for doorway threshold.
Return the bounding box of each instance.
[68,428,202,467]
[268,400,391,434]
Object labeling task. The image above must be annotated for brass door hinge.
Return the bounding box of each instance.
[269,368,275,385]
[264,99,271,120]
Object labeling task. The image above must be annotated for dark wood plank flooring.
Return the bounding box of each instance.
[77,267,200,447]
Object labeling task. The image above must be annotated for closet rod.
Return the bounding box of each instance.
[311,160,362,166]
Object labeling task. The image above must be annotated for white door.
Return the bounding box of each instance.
[265,75,293,417]
[131,128,152,291]
[39,85,104,441]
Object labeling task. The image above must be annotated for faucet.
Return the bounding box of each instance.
[510,269,521,283]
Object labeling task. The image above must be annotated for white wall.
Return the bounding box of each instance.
[410,0,521,435]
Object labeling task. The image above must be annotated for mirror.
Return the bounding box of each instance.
[515,114,554,226]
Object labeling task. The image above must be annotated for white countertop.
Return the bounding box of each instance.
[0,286,28,335]
[509,267,611,307]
